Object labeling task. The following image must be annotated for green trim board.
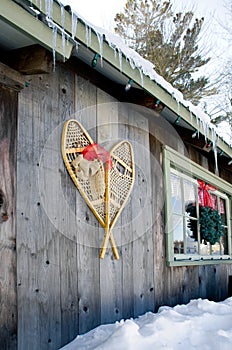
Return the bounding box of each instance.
[2,0,232,158]
[28,0,232,160]
[164,146,232,195]
[163,145,232,267]
[0,0,73,59]
[167,258,232,267]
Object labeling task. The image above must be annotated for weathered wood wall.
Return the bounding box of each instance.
[150,139,232,311]
[0,85,17,349]
[15,61,232,350]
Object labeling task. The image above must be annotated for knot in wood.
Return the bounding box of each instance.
[0,190,8,223]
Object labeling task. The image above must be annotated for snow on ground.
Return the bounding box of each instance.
[60,297,232,350]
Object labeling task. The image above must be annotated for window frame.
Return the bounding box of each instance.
[163,145,232,266]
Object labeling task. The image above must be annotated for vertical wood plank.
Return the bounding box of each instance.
[128,105,154,317]
[17,68,61,349]
[59,236,78,347]
[97,89,123,324]
[17,63,77,349]
[118,103,134,319]
[57,64,80,348]
[149,132,167,309]
[0,85,17,350]
[75,75,101,334]
[182,267,199,304]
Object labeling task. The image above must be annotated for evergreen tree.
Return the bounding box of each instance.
[114,0,216,105]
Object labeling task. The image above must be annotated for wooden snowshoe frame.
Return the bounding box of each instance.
[61,119,135,259]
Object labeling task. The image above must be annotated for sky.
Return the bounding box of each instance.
[61,0,230,31]
[60,0,231,143]
[61,0,231,76]
[60,297,232,350]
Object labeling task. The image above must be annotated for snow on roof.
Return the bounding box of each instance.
[65,4,230,139]
[37,1,231,149]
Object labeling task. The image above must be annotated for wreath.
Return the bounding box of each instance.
[199,206,224,245]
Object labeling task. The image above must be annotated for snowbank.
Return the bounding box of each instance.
[60,297,232,350]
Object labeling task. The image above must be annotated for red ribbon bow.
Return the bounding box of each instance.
[82,142,112,169]
[198,180,217,208]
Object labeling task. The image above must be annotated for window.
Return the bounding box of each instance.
[163,146,232,266]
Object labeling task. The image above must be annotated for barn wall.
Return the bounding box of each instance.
[0,85,17,349]
[150,129,232,311]
[16,61,232,350]
[16,64,155,350]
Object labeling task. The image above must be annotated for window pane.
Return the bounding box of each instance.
[221,229,228,255]
[171,173,182,214]
[212,242,220,255]
[220,198,227,225]
[173,214,184,254]
[185,216,198,253]
[210,194,218,211]
[200,241,211,255]
[184,179,198,249]
[164,147,231,264]
[184,179,197,217]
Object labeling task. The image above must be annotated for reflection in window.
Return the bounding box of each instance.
[170,170,230,259]
[164,146,232,265]
[171,173,182,214]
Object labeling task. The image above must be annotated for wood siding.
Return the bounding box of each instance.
[0,85,17,349]
[14,62,232,350]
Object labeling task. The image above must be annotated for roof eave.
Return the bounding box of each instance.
[2,0,232,159]
[0,0,73,59]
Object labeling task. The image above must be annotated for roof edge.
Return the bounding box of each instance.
[4,0,232,160]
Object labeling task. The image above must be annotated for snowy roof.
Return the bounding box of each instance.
[3,0,231,159]
[64,3,210,119]
[56,0,231,156]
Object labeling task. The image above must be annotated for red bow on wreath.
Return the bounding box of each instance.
[197,180,217,208]
[82,142,112,169]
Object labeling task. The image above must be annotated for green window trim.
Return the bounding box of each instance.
[163,145,232,266]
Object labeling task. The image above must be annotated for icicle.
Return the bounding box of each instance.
[139,68,144,87]
[45,0,53,19]
[85,25,92,47]
[128,57,136,70]
[190,111,193,123]
[211,128,219,174]
[114,47,117,61]
[196,116,200,129]
[75,42,79,54]
[52,25,57,71]
[61,30,66,62]
[88,27,92,47]
[177,100,180,117]
[118,48,123,72]
[85,25,89,46]
[85,23,90,47]
[71,11,78,39]
[201,119,208,141]
[60,3,65,29]
[96,32,104,67]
